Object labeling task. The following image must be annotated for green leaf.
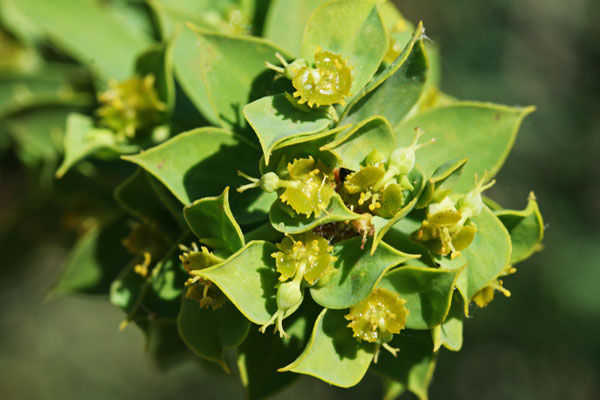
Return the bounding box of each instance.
[395,102,535,193]
[260,132,340,176]
[3,106,70,167]
[122,127,273,224]
[50,216,132,296]
[371,330,436,400]
[135,40,175,112]
[177,298,250,371]
[280,309,375,388]
[269,194,361,235]
[12,0,152,82]
[115,168,180,233]
[377,265,463,329]
[173,24,291,131]
[310,237,418,309]
[237,299,321,400]
[322,116,395,171]
[143,319,193,370]
[371,167,426,255]
[432,292,463,352]
[183,187,245,255]
[382,378,406,400]
[111,237,187,322]
[272,123,349,153]
[196,241,278,325]
[0,65,91,118]
[341,23,428,126]
[377,2,414,58]
[56,113,139,178]
[149,0,254,37]
[244,94,332,164]
[381,213,436,267]
[495,192,544,263]
[415,157,468,209]
[437,207,512,309]
[263,0,328,56]
[301,0,388,95]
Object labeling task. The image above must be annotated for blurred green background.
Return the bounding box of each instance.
[1,0,599,399]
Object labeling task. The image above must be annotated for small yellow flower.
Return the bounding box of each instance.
[271,232,337,285]
[345,288,408,344]
[179,243,226,310]
[97,74,166,139]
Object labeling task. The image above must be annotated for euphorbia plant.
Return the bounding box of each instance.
[11,0,547,398]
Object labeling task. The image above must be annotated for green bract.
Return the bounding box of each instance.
[19,0,546,398]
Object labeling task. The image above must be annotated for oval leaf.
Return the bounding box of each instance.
[341,23,428,126]
[177,297,250,371]
[310,237,418,309]
[50,217,132,296]
[371,330,436,400]
[322,116,395,171]
[115,169,180,233]
[415,157,468,209]
[56,113,138,178]
[237,300,321,400]
[196,241,278,325]
[122,127,273,224]
[377,265,463,329]
[270,194,361,235]
[263,0,328,56]
[280,309,375,388]
[184,187,245,255]
[173,24,291,131]
[395,102,535,193]
[244,94,332,165]
[12,0,152,82]
[495,192,544,263]
[432,292,463,352]
[302,0,388,94]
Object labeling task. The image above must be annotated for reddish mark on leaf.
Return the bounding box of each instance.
[157,159,165,169]
[495,113,502,121]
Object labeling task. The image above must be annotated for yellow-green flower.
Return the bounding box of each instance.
[179,243,226,310]
[238,157,335,217]
[271,232,336,285]
[345,288,408,343]
[97,74,166,139]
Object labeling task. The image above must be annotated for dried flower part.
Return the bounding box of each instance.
[291,47,352,107]
[97,74,166,139]
[351,215,375,249]
[271,232,337,284]
[279,157,335,217]
[180,243,226,310]
[185,281,227,310]
[122,221,169,277]
[472,278,511,308]
[178,242,223,273]
[345,288,408,344]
